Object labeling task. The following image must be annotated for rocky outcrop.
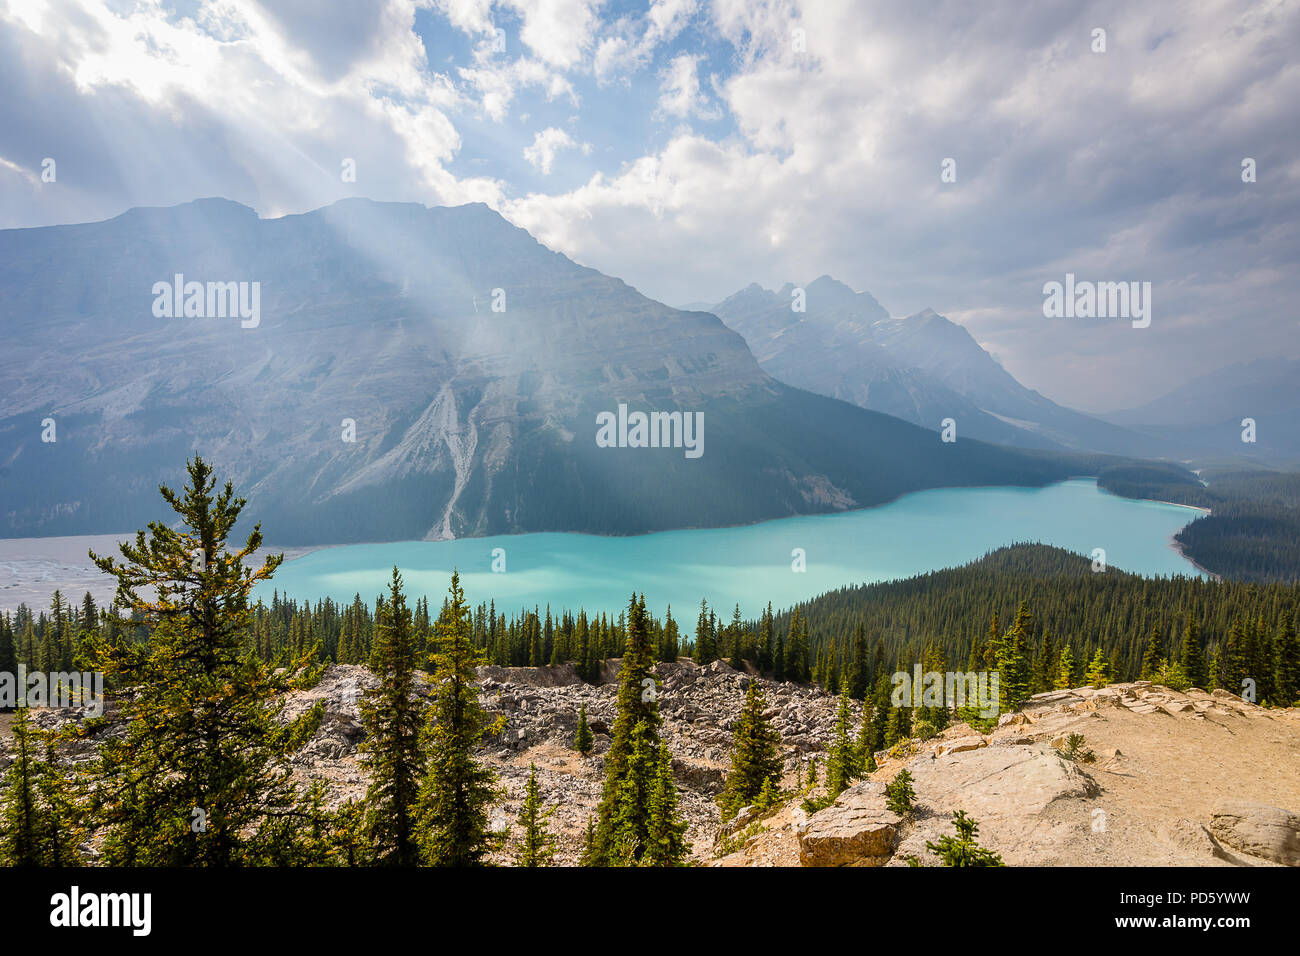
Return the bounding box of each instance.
[717,681,1300,867]
[1209,803,1300,866]
[275,659,853,863]
[797,782,901,866]
[12,664,1300,867]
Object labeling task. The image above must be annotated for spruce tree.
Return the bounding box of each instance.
[1274,612,1300,707]
[824,688,860,798]
[0,613,15,677]
[359,567,426,866]
[926,810,1004,867]
[847,625,869,700]
[85,456,321,865]
[1139,623,1164,680]
[718,682,782,819]
[514,763,556,867]
[1084,648,1111,689]
[574,703,594,755]
[643,743,689,866]
[883,701,911,747]
[0,709,82,865]
[884,769,915,815]
[1181,617,1207,689]
[994,603,1033,714]
[592,594,688,864]
[693,599,716,665]
[1055,644,1075,690]
[418,571,505,866]
[855,701,877,774]
[579,816,598,866]
[785,607,810,683]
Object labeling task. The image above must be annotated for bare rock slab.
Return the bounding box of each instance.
[1209,802,1300,866]
[798,782,902,867]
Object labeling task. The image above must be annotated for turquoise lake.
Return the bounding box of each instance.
[257,479,1206,626]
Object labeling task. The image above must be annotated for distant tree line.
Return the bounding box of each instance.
[1098,464,1300,583]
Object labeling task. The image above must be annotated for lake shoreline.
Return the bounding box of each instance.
[0,479,1210,614]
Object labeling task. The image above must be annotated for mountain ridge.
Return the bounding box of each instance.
[708,277,1178,458]
[0,198,1094,543]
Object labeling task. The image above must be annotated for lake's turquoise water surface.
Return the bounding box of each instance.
[258,479,1205,623]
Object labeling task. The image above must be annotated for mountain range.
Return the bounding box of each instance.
[705,276,1177,457]
[0,198,1095,543]
[1101,357,1300,465]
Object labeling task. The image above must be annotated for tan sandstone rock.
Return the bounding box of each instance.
[797,781,902,867]
[1208,802,1300,866]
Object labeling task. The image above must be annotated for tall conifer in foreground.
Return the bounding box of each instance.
[0,709,82,865]
[514,764,556,867]
[643,743,689,866]
[418,571,504,866]
[824,688,861,799]
[85,456,321,865]
[359,567,426,865]
[591,594,688,864]
[718,682,783,819]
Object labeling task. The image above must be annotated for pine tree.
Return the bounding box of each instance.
[869,672,892,752]
[785,607,810,683]
[926,810,1004,866]
[359,567,426,866]
[579,816,599,866]
[659,606,680,663]
[693,599,716,664]
[514,763,556,867]
[726,604,744,669]
[1055,643,1075,690]
[824,688,861,798]
[592,594,688,864]
[85,456,320,865]
[0,709,82,865]
[884,769,915,815]
[1139,623,1164,680]
[855,700,877,774]
[0,613,15,677]
[1084,648,1111,689]
[994,602,1033,714]
[418,571,505,866]
[718,682,782,819]
[1274,612,1299,707]
[574,704,594,755]
[847,625,869,700]
[1181,617,1207,689]
[643,743,689,866]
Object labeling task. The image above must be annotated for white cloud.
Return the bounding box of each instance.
[523,126,591,174]
[655,53,720,119]
[2,0,1299,408]
[594,0,697,82]
[505,0,603,70]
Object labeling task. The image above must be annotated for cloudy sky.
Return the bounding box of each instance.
[1,0,1297,411]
